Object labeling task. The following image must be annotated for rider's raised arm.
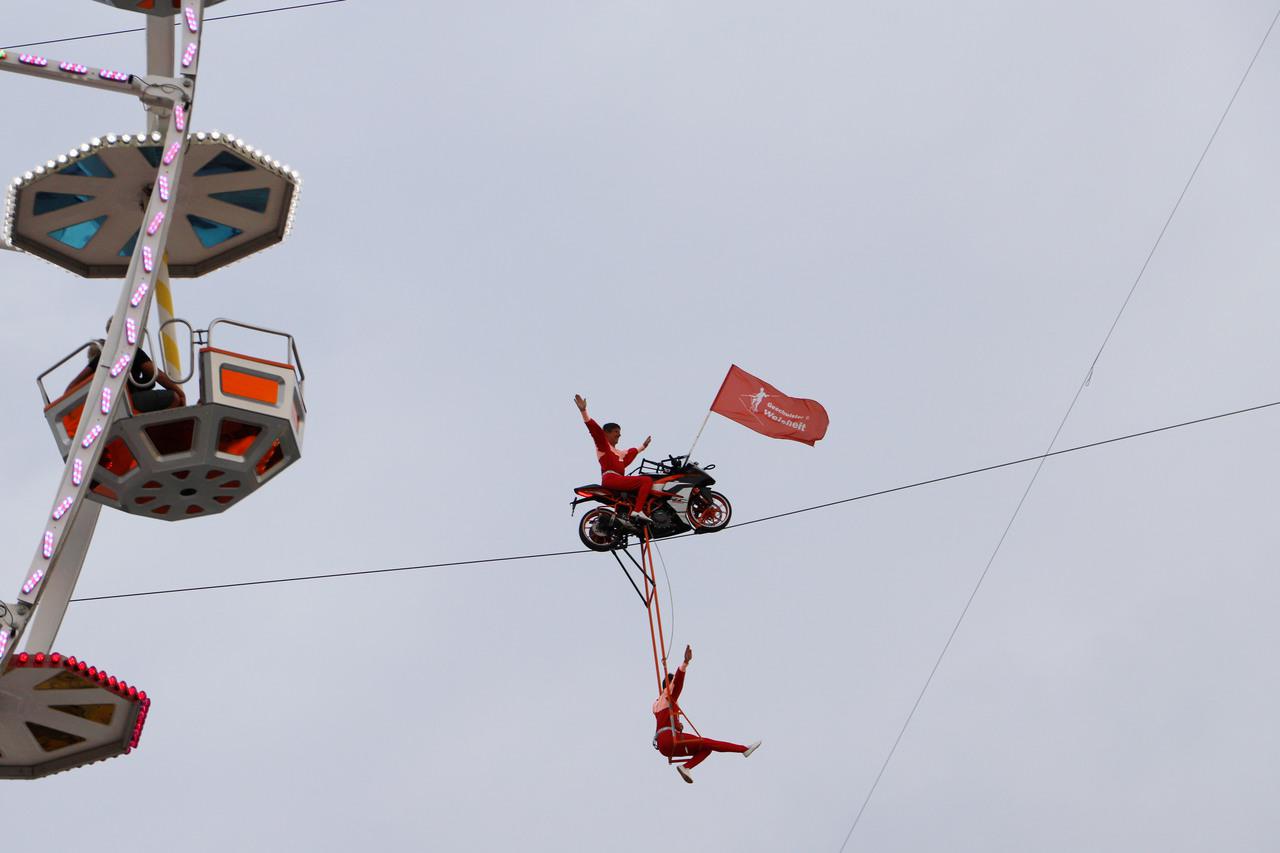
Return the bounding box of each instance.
[671,662,687,702]
[621,435,650,467]
[583,412,610,454]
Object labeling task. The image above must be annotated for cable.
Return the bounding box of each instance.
[836,10,1280,849]
[67,396,1280,604]
[653,540,676,655]
[2,1,348,51]
[737,398,1280,529]
[69,547,588,603]
[1084,7,1280,388]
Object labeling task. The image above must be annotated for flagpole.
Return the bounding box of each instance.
[683,410,711,464]
[686,361,737,461]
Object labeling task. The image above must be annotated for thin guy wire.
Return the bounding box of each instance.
[2,1,348,51]
[1085,7,1280,386]
[838,10,1280,849]
[67,397,1280,604]
[653,539,676,658]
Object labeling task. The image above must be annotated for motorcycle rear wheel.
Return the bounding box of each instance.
[687,490,732,532]
[579,507,626,551]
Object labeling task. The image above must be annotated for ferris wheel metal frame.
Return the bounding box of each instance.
[0,1,303,777]
[0,0,210,675]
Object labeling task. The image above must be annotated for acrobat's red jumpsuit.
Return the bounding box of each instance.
[653,663,748,768]
[582,410,652,514]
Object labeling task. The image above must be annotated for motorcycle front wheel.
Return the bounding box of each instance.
[579,507,626,551]
[687,490,732,532]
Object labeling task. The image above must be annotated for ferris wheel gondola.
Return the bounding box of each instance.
[39,319,305,520]
[0,652,149,779]
[5,131,299,278]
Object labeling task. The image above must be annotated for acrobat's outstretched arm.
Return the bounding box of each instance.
[575,394,610,452]
[671,644,692,701]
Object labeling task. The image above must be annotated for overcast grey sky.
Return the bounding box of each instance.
[3,1,1280,850]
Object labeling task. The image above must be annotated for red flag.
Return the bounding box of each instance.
[709,365,829,446]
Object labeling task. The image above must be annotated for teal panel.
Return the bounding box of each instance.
[58,155,114,179]
[209,187,270,213]
[187,214,243,248]
[194,151,255,177]
[48,216,107,250]
[34,192,94,215]
[117,230,139,258]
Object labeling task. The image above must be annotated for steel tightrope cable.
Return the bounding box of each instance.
[67,397,1280,604]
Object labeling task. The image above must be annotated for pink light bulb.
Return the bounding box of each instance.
[174,105,186,132]
[72,458,84,485]
[131,282,149,307]
[81,424,103,448]
[19,54,48,67]
[101,387,112,415]
[98,69,129,82]
[58,62,87,75]
[126,317,138,344]
[158,175,170,201]
[52,497,73,521]
[182,43,198,68]
[110,353,130,377]
[163,142,181,165]
[185,7,199,32]
[22,570,43,595]
[42,530,54,558]
[146,210,165,236]
[142,246,154,272]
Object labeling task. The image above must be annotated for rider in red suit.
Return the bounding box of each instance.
[654,645,761,783]
[574,394,655,525]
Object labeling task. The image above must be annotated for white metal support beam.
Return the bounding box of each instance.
[147,15,182,378]
[22,503,100,655]
[0,0,208,667]
[0,48,149,100]
[145,16,175,133]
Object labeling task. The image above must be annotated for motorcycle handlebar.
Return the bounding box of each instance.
[633,454,716,475]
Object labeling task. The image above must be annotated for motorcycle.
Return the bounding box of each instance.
[571,455,733,551]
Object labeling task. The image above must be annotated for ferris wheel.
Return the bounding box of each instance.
[0,0,306,778]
